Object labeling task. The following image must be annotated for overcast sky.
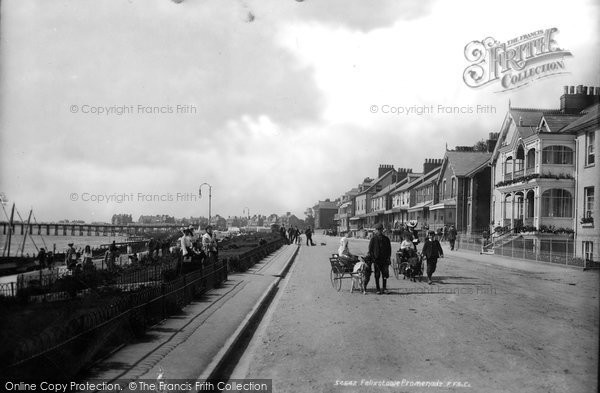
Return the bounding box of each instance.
[1,0,599,223]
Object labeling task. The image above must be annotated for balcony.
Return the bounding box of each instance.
[525,166,536,176]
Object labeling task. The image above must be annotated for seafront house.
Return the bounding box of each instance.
[334,188,358,235]
[352,165,397,233]
[312,200,338,230]
[490,85,599,262]
[491,85,599,232]
[370,168,413,231]
[433,143,495,234]
[407,159,443,229]
[389,171,424,229]
[561,103,599,263]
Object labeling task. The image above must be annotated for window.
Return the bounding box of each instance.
[505,156,513,175]
[526,149,536,169]
[586,131,595,165]
[451,178,457,198]
[442,180,446,199]
[583,241,593,262]
[584,187,594,218]
[541,189,573,217]
[504,194,512,219]
[541,146,574,165]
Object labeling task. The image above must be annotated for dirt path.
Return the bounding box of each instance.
[234,235,598,393]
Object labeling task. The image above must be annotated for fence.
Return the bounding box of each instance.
[2,263,225,380]
[456,235,598,269]
[1,236,285,380]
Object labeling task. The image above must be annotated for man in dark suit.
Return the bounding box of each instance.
[422,230,444,285]
[366,222,392,294]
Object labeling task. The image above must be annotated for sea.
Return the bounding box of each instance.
[0,234,129,257]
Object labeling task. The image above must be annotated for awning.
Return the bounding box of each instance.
[349,216,362,221]
[429,201,456,211]
[407,201,432,212]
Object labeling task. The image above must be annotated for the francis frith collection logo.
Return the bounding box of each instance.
[463,28,572,92]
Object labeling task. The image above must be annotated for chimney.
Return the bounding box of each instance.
[378,164,394,178]
[487,132,499,152]
[423,158,442,174]
[396,167,412,182]
[560,84,600,113]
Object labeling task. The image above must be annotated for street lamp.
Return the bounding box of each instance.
[199,183,212,229]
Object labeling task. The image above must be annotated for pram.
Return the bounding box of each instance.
[395,248,423,282]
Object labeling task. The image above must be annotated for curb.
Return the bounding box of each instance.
[198,245,299,381]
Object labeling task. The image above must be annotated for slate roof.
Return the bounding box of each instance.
[561,104,600,133]
[542,114,584,132]
[445,151,492,177]
[314,201,338,210]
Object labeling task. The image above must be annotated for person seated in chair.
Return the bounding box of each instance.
[338,231,358,268]
[399,234,415,261]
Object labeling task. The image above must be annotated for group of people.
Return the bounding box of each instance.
[280,225,316,246]
[435,224,458,251]
[176,225,219,268]
[339,222,446,293]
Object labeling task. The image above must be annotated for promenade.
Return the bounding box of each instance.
[84,244,299,384]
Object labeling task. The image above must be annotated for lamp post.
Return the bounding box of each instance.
[199,183,212,229]
[243,207,250,228]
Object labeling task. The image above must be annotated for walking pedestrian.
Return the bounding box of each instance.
[82,245,94,271]
[422,230,444,285]
[365,223,391,294]
[448,225,457,250]
[65,242,77,270]
[202,225,218,265]
[37,248,47,269]
[305,226,316,246]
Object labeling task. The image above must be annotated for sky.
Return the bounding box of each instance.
[0,0,599,223]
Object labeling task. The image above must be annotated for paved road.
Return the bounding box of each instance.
[232,234,599,393]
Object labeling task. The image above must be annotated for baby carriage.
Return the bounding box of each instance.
[397,249,423,282]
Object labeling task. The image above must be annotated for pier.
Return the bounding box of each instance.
[0,222,182,237]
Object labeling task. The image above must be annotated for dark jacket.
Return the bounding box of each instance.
[448,227,457,240]
[368,233,391,265]
[422,238,444,259]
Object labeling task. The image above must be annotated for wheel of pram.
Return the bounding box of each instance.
[399,262,409,279]
[392,257,400,280]
[330,268,342,291]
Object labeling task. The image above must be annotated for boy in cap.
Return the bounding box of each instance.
[422,230,444,284]
[366,222,391,294]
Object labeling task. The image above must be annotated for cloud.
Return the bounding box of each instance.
[0,0,599,223]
